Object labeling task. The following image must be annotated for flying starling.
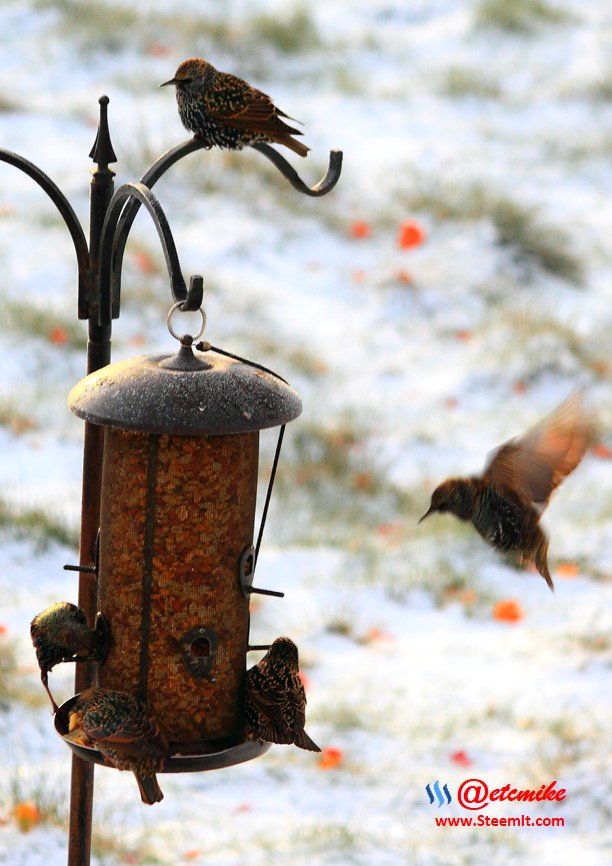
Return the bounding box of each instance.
[245,636,320,752]
[30,601,108,713]
[160,58,309,157]
[419,393,595,591]
[68,687,169,805]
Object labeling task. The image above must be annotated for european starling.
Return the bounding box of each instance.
[160,58,309,157]
[69,687,169,805]
[30,601,108,713]
[419,393,595,591]
[245,636,320,752]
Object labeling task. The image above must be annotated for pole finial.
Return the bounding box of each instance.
[89,95,117,168]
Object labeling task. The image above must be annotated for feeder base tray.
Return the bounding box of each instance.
[55,695,271,773]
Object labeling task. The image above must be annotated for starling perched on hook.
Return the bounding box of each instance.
[245,637,320,752]
[30,602,108,713]
[419,393,595,591]
[68,687,169,805]
[160,58,309,157]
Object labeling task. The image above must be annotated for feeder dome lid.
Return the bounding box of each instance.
[68,344,302,435]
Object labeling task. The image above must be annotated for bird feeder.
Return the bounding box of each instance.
[60,307,302,769]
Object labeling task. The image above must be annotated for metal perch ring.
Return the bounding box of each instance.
[166,301,207,342]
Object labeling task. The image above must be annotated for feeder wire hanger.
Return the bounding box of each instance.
[99,178,288,595]
[0,94,342,866]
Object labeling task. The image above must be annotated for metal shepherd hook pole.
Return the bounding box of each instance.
[67,94,117,866]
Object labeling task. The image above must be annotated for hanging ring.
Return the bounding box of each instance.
[166,301,207,342]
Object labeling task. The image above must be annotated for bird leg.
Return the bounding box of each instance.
[192,133,213,149]
[41,671,59,714]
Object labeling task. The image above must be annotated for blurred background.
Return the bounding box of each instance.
[0,1,610,864]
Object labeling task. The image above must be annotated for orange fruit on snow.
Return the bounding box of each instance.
[349,220,372,239]
[318,747,344,770]
[14,801,41,832]
[493,599,524,623]
[398,219,426,249]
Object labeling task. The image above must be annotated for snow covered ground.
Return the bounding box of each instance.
[0,1,610,864]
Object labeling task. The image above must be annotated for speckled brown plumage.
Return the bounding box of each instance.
[419,393,595,591]
[69,687,169,805]
[161,58,309,157]
[30,601,108,713]
[245,637,320,752]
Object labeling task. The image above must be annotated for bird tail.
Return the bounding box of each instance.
[276,135,310,158]
[135,773,164,805]
[294,728,321,752]
[277,109,304,126]
[41,671,59,714]
[533,534,554,593]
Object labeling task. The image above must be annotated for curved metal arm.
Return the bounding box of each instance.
[108,139,204,310]
[140,137,343,198]
[108,139,343,315]
[98,182,187,325]
[0,149,90,311]
[250,144,343,196]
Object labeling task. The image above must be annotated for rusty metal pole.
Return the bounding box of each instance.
[67,96,116,866]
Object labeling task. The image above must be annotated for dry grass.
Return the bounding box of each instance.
[439,66,503,99]
[578,72,612,103]
[249,6,321,54]
[529,716,589,779]
[487,308,608,377]
[0,398,38,436]
[491,197,583,283]
[0,497,78,550]
[39,0,321,61]
[0,93,20,112]
[239,823,361,861]
[39,0,146,52]
[271,420,419,548]
[324,615,355,638]
[249,335,327,380]
[5,770,67,833]
[0,298,87,350]
[5,766,164,859]
[397,179,584,283]
[475,0,573,33]
[0,617,46,709]
[0,637,19,709]
[91,829,166,866]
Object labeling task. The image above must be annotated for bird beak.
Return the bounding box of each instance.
[159,78,177,88]
[418,507,434,525]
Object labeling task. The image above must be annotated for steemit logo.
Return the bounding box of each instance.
[426,781,452,807]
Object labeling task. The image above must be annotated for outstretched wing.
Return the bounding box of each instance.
[483,393,595,510]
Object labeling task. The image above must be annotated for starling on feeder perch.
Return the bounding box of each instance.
[68,687,169,805]
[30,602,109,713]
[245,637,320,752]
[161,58,309,157]
[419,393,595,591]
